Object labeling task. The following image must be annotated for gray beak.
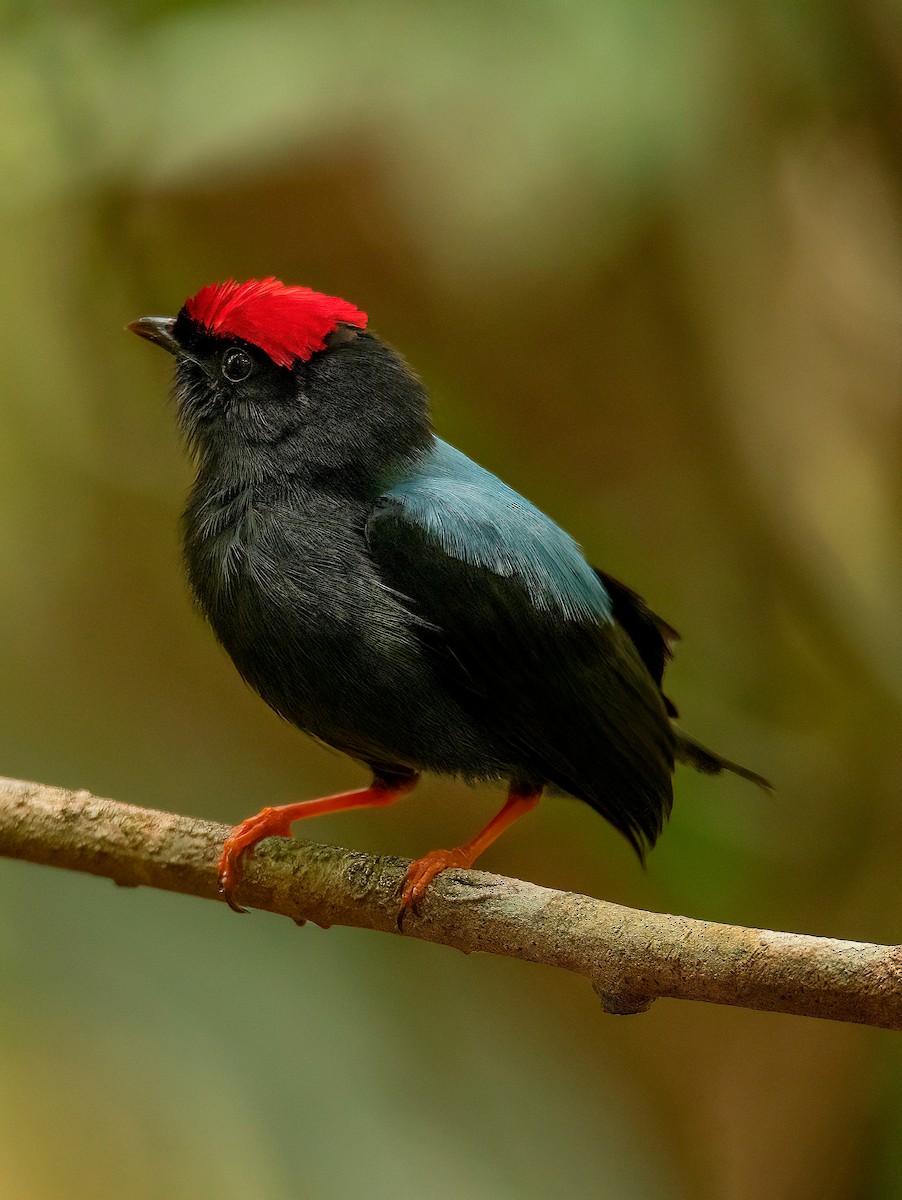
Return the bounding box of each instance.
[128,315,179,356]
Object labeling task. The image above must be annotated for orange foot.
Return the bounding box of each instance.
[218,807,295,913]
[399,847,474,920]
[217,778,420,914]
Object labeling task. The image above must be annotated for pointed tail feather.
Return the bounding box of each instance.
[676,731,773,793]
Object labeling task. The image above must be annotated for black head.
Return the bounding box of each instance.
[129,278,433,496]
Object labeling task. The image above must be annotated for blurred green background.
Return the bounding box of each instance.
[3,1,902,1196]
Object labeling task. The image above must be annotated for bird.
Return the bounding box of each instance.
[129,276,770,917]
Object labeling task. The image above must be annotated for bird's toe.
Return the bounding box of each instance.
[398,847,471,921]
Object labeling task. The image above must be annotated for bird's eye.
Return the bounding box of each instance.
[221,347,254,383]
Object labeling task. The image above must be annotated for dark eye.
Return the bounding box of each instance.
[221,347,254,382]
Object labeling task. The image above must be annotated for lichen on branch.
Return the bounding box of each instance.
[1,775,900,1029]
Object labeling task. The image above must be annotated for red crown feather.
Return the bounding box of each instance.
[183,277,367,368]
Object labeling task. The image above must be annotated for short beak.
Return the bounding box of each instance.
[128,315,179,356]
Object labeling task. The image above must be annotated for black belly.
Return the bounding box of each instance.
[187,515,512,782]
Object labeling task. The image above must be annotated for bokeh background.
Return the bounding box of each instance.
[3,1,902,1197]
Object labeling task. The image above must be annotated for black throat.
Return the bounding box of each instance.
[174,325,433,504]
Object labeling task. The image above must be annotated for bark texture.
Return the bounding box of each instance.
[1,775,900,1028]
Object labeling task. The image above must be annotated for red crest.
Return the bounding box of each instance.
[184,277,367,367]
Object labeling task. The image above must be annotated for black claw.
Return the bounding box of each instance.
[396,893,424,931]
[219,882,249,914]
[396,894,411,931]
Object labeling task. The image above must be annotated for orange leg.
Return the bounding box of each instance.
[400,784,542,919]
[219,772,418,912]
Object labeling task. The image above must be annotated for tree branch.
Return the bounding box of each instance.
[1,775,899,1028]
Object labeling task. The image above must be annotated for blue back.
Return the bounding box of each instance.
[379,439,612,623]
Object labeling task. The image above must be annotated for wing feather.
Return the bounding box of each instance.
[367,442,676,854]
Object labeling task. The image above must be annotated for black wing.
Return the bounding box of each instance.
[366,491,676,856]
[593,569,680,716]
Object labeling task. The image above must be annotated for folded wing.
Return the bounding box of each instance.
[366,441,676,855]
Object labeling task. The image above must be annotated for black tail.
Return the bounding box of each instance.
[676,731,773,792]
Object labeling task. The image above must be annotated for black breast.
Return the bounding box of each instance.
[182,476,511,782]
